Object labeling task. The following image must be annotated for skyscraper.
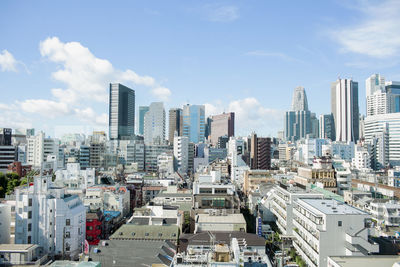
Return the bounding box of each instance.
[109,83,135,140]
[291,86,308,111]
[168,108,182,145]
[138,106,149,136]
[285,86,311,141]
[385,81,400,113]
[182,104,205,143]
[210,112,235,146]
[331,78,359,142]
[319,114,334,140]
[144,102,166,145]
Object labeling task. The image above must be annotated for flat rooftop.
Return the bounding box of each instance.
[0,244,38,252]
[328,255,400,267]
[300,198,367,215]
[197,213,246,224]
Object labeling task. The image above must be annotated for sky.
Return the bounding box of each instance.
[1,0,400,138]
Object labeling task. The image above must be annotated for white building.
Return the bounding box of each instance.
[292,198,378,267]
[366,74,390,116]
[296,138,329,165]
[227,137,245,161]
[365,113,400,166]
[15,175,86,259]
[195,213,246,233]
[331,79,359,142]
[127,204,182,230]
[352,146,371,171]
[174,135,189,173]
[0,204,11,244]
[157,152,174,177]
[332,159,352,193]
[370,201,400,227]
[26,132,59,169]
[54,163,96,189]
[270,185,323,235]
[230,154,250,186]
[144,102,166,145]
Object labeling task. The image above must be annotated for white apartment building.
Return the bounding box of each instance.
[323,141,355,162]
[0,204,11,244]
[193,171,236,195]
[157,152,174,177]
[27,132,59,168]
[54,163,96,189]
[15,175,86,259]
[292,198,378,267]
[230,154,250,186]
[227,136,245,161]
[332,159,352,194]
[174,135,189,173]
[84,186,130,217]
[144,102,166,145]
[369,201,400,227]
[270,184,323,235]
[352,146,371,171]
[295,138,328,165]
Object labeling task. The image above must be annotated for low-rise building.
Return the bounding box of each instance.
[0,244,48,266]
[270,184,323,235]
[243,169,275,196]
[292,198,378,267]
[195,213,246,233]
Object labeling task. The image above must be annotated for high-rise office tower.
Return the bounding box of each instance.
[210,112,235,146]
[250,133,271,170]
[168,108,182,145]
[310,113,319,138]
[204,117,212,141]
[285,86,311,141]
[319,114,335,140]
[385,81,400,113]
[291,86,308,111]
[109,83,135,140]
[138,106,149,136]
[366,74,390,116]
[144,102,166,145]
[182,104,205,143]
[331,78,359,142]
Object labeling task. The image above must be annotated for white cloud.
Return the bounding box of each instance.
[332,0,400,58]
[19,99,70,118]
[18,36,171,128]
[151,87,171,102]
[0,50,18,72]
[74,108,108,126]
[204,4,239,22]
[205,97,283,136]
[0,103,33,129]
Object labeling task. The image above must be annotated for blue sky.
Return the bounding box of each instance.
[1,0,400,137]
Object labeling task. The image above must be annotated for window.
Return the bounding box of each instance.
[50,209,52,213]
[87,226,93,231]
[96,225,101,230]
[28,198,32,207]
[66,219,70,226]
[131,232,135,236]
[338,221,342,227]
[28,211,32,219]
[27,236,31,243]
[65,231,70,238]
[172,233,177,237]
[28,223,32,232]
[158,233,163,237]
[145,233,149,236]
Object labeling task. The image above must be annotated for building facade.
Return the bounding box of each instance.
[109,83,135,140]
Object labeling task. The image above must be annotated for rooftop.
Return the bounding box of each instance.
[300,198,367,215]
[110,224,179,240]
[89,240,175,267]
[0,244,38,252]
[328,255,400,267]
[197,213,246,224]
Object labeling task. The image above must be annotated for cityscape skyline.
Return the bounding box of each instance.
[2,1,400,137]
